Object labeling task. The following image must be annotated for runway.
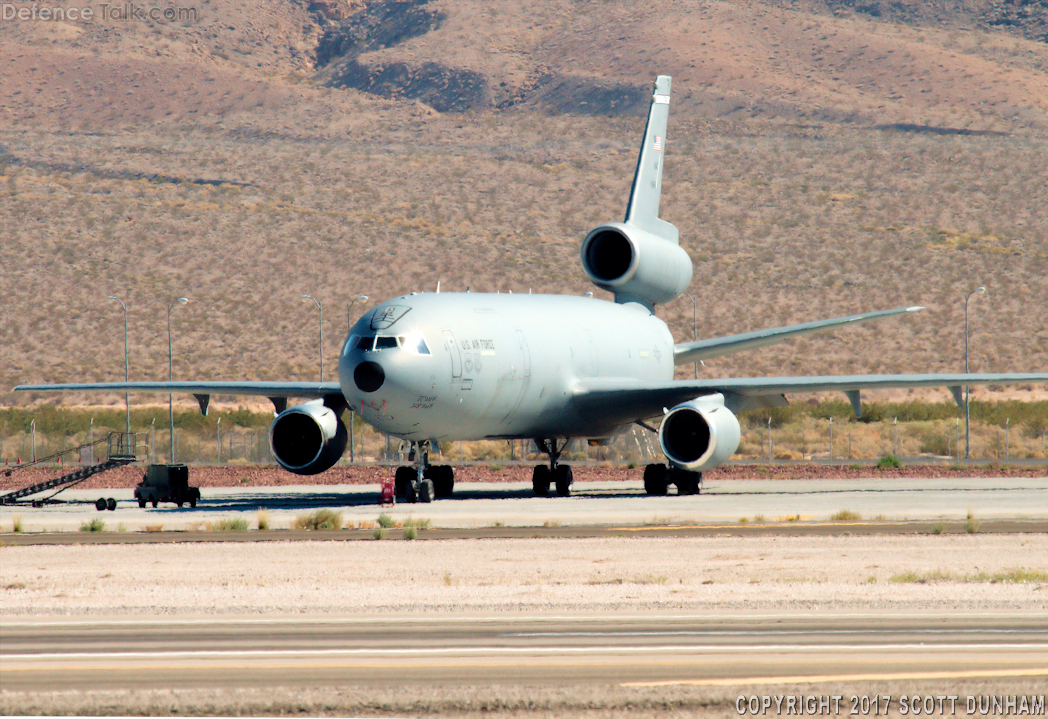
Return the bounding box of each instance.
[3,613,1047,693]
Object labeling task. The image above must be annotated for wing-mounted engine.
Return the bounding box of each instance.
[579,74,692,310]
[658,393,741,472]
[581,222,692,307]
[269,399,348,475]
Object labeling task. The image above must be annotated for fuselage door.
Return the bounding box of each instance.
[442,330,462,379]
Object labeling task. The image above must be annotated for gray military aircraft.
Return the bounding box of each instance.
[16,76,1048,502]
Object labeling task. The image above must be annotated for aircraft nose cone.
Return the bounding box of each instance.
[353,361,385,393]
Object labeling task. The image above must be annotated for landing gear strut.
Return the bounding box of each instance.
[643,464,702,496]
[393,440,455,503]
[532,438,573,497]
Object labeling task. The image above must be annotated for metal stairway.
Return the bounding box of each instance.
[1,432,144,506]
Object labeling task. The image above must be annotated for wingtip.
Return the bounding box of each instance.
[906,306,925,312]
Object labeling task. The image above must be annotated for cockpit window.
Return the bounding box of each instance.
[399,333,431,355]
[348,333,430,355]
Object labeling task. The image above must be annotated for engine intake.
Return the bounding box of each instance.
[269,400,348,475]
[580,222,692,307]
[658,394,741,472]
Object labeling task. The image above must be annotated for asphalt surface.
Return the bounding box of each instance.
[3,612,1046,692]
[2,476,1047,535]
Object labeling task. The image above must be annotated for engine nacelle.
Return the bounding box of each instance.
[580,222,693,307]
[269,400,348,475]
[658,394,741,472]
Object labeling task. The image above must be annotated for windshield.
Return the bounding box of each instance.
[345,333,431,355]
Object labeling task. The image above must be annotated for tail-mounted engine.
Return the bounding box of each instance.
[269,399,348,475]
[658,393,741,472]
[580,222,693,308]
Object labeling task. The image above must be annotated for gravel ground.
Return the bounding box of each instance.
[3,535,1047,615]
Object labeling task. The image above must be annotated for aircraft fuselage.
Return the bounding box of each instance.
[339,293,674,441]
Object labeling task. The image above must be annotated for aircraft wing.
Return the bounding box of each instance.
[673,306,924,365]
[573,372,1048,427]
[13,381,342,414]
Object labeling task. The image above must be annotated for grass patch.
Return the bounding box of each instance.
[876,454,902,469]
[402,517,431,529]
[489,520,505,528]
[890,569,955,584]
[403,526,418,540]
[291,508,343,531]
[11,514,22,533]
[443,572,454,586]
[143,523,164,533]
[964,510,981,534]
[831,509,862,521]
[79,518,106,533]
[752,514,766,524]
[543,519,561,527]
[738,516,749,523]
[372,527,387,540]
[208,517,248,532]
[970,568,1048,583]
[257,509,270,531]
[932,521,948,535]
[376,513,396,529]
[785,514,800,522]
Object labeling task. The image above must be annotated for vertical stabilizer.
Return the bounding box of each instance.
[624,75,678,244]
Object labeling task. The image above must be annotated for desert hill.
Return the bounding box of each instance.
[1,0,1045,410]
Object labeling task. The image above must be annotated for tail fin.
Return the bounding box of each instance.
[624,75,679,244]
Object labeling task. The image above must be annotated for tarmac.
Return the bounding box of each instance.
[2,475,1046,534]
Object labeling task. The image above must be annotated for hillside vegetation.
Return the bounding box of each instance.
[1,0,1045,411]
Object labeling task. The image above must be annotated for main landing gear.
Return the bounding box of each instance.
[642,463,702,495]
[531,439,574,497]
[393,440,455,504]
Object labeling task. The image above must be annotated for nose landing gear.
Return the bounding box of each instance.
[531,438,574,497]
[393,440,455,503]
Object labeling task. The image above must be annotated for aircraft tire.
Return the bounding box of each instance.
[95,497,107,512]
[643,464,669,495]
[554,465,573,497]
[532,465,550,496]
[138,499,146,508]
[418,479,434,504]
[674,469,701,496]
[432,465,454,498]
[151,500,158,508]
[394,466,415,499]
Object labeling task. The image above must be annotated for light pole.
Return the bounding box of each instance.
[347,294,368,332]
[168,296,188,462]
[107,296,130,436]
[682,291,698,378]
[302,295,323,382]
[964,286,985,459]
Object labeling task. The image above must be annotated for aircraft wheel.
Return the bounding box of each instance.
[95,497,107,512]
[436,466,454,498]
[152,500,158,508]
[394,466,415,499]
[675,469,701,496]
[418,478,434,504]
[554,465,573,497]
[106,498,117,511]
[643,464,669,495]
[532,465,550,497]
[189,498,197,508]
[138,499,146,508]
[176,501,184,508]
